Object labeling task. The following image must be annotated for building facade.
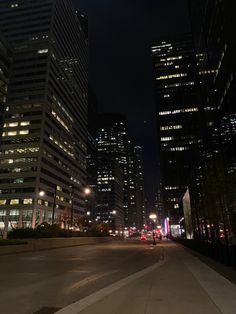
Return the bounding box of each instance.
[96,114,127,229]
[152,35,201,228]
[0,32,12,133]
[96,156,124,231]
[0,0,88,233]
[95,114,147,230]
[133,145,146,230]
[188,0,236,248]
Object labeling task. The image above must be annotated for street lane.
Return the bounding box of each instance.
[0,240,161,314]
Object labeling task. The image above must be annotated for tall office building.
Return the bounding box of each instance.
[96,156,124,231]
[96,114,127,229]
[152,34,201,227]
[96,114,146,230]
[125,139,139,229]
[188,0,236,245]
[0,32,12,132]
[0,0,88,232]
[133,145,146,229]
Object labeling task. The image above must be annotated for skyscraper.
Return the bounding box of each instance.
[152,35,201,228]
[133,145,146,229]
[0,0,88,232]
[96,156,124,231]
[0,32,12,132]
[95,114,146,230]
[96,114,127,229]
[188,0,236,248]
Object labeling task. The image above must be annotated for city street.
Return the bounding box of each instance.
[1,240,236,314]
[0,239,160,314]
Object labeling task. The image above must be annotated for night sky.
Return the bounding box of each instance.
[74,0,190,210]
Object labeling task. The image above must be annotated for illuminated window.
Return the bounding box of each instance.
[51,111,70,132]
[156,73,187,80]
[23,199,33,205]
[20,121,30,126]
[37,49,48,54]
[14,178,23,184]
[10,199,19,205]
[3,122,18,128]
[165,147,189,151]
[0,200,6,205]
[159,108,198,115]
[161,137,173,141]
[10,210,19,216]
[165,186,179,190]
[8,131,17,136]
[160,125,182,130]
[19,130,29,135]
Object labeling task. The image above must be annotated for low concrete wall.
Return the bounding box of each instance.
[0,237,113,255]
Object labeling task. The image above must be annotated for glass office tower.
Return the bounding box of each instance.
[0,0,88,231]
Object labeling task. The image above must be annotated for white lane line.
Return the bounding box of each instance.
[56,259,165,314]
[184,254,236,314]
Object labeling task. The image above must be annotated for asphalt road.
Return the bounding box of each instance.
[0,239,161,314]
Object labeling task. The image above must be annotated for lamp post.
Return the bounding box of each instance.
[51,185,57,225]
[70,185,74,233]
[149,213,157,245]
[84,186,92,218]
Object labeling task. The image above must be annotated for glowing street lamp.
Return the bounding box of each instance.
[84,187,91,195]
[39,190,45,197]
[149,213,157,245]
[149,213,157,221]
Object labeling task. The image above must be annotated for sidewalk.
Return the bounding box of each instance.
[57,241,236,314]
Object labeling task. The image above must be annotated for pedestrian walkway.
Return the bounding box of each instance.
[56,241,236,314]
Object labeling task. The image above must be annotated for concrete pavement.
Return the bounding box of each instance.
[0,240,160,314]
[57,241,236,314]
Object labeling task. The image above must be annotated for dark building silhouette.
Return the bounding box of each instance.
[188,0,236,248]
[133,145,146,229]
[0,0,88,233]
[76,10,89,39]
[151,35,201,230]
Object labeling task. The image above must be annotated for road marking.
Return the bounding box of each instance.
[56,259,165,314]
[65,270,118,294]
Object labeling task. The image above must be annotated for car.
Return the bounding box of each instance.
[140,234,147,240]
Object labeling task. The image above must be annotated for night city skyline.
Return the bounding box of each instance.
[74,0,190,209]
[0,1,236,313]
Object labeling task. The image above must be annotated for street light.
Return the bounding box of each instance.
[149,213,157,221]
[149,213,157,245]
[39,190,45,197]
[51,185,57,225]
[84,187,91,195]
[69,185,74,233]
